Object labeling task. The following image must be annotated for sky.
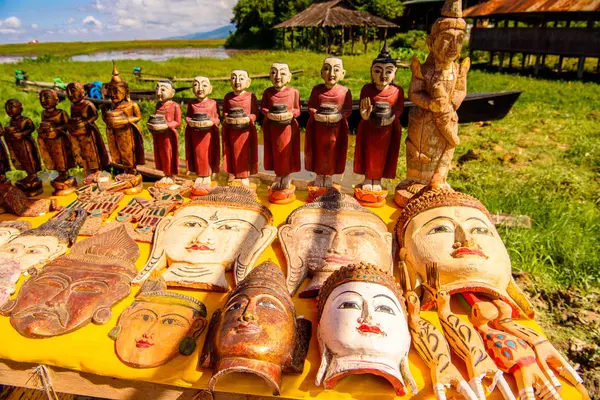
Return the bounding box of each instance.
[0,0,238,43]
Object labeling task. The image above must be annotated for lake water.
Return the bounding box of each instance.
[0,47,233,64]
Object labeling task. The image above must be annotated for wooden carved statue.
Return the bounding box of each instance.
[261,62,301,204]
[37,88,78,195]
[0,123,10,184]
[66,82,109,182]
[469,301,561,400]
[148,80,181,185]
[395,0,470,207]
[102,62,145,194]
[395,187,535,319]
[3,99,43,197]
[353,43,404,208]
[399,261,478,400]
[0,182,60,217]
[0,221,30,247]
[279,188,392,298]
[1,225,139,338]
[222,70,258,188]
[0,208,86,275]
[109,273,207,368]
[186,77,220,197]
[491,299,589,399]
[316,263,417,396]
[133,186,277,291]
[422,265,514,399]
[305,57,352,202]
[200,261,311,396]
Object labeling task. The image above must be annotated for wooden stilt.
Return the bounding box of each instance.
[290,28,294,51]
[522,53,527,69]
[558,55,564,75]
[315,28,320,52]
[499,52,505,71]
[350,26,354,54]
[488,51,494,66]
[596,58,600,74]
[509,52,514,69]
[577,56,585,79]
[534,53,541,76]
[363,25,368,54]
[326,27,331,54]
[341,26,345,55]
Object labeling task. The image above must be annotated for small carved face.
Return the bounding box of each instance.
[156,82,175,103]
[5,99,22,118]
[66,84,84,103]
[107,84,127,103]
[0,257,20,305]
[193,77,212,99]
[321,58,345,88]
[9,265,131,337]
[0,227,21,247]
[280,211,392,274]
[371,62,396,90]
[163,206,269,268]
[320,281,409,359]
[0,235,66,272]
[404,205,511,296]
[39,90,58,109]
[230,70,250,93]
[115,301,206,367]
[216,287,294,365]
[431,28,465,62]
[270,63,291,89]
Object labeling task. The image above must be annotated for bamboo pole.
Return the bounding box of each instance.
[350,26,354,54]
[341,26,345,55]
[363,26,368,54]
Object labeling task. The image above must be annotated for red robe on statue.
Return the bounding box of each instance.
[305,84,352,176]
[261,86,301,177]
[185,99,220,177]
[222,91,258,179]
[152,100,181,176]
[354,83,404,180]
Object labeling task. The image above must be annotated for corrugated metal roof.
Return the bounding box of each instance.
[273,0,398,28]
[464,0,600,17]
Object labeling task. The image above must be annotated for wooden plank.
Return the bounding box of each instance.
[0,359,289,400]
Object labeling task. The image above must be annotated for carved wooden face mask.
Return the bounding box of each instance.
[110,274,207,368]
[316,263,416,396]
[200,261,311,396]
[0,221,30,247]
[133,187,277,291]
[396,188,535,318]
[279,188,392,298]
[1,226,139,338]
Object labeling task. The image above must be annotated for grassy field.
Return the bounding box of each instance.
[0,49,598,292]
[0,39,226,57]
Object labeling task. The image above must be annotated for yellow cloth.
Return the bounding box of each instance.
[0,184,582,399]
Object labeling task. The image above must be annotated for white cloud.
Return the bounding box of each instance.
[0,28,17,34]
[93,0,105,11]
[65,18,75,25]
[31,24,38,29]
[83,15,102,28]
[3,17,21,29]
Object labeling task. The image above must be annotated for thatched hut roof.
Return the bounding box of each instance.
[273,0,399,29]
[464,0,600,17]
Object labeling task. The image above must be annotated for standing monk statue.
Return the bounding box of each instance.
[37,88,77,196]
[395,0,469,207]
[3,99,42,197]
[222,70,258,189]
[186,77,220,197]
[66,82,109,184]
[102,62,145,195]
[353,43,404,208]
[305,57,352,202]
[261,62,301,204]
[148,80,181,185]
[0,123,11,185]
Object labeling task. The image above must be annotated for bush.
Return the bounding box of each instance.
[390,30,428,52]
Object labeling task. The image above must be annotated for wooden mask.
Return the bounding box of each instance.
[1,226,139,338]
[133,186,277,291]
[395,187,535,318]
[110,273,207,368]
[316,263,417,396]
[279,188,392,298]
[199,261,311,396]
[0,221,31,247]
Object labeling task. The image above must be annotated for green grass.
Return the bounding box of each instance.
[0,39,226,57]
[0,50,598,290]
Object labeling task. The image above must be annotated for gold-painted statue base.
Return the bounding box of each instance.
[15,176,43,198]
[51,175,78,196]
[150,179,192,197]
[115,173,143,195]
[190,181,218,199]
[268,184,296,205]
[306,183,341,203]
[354,187,387,208]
